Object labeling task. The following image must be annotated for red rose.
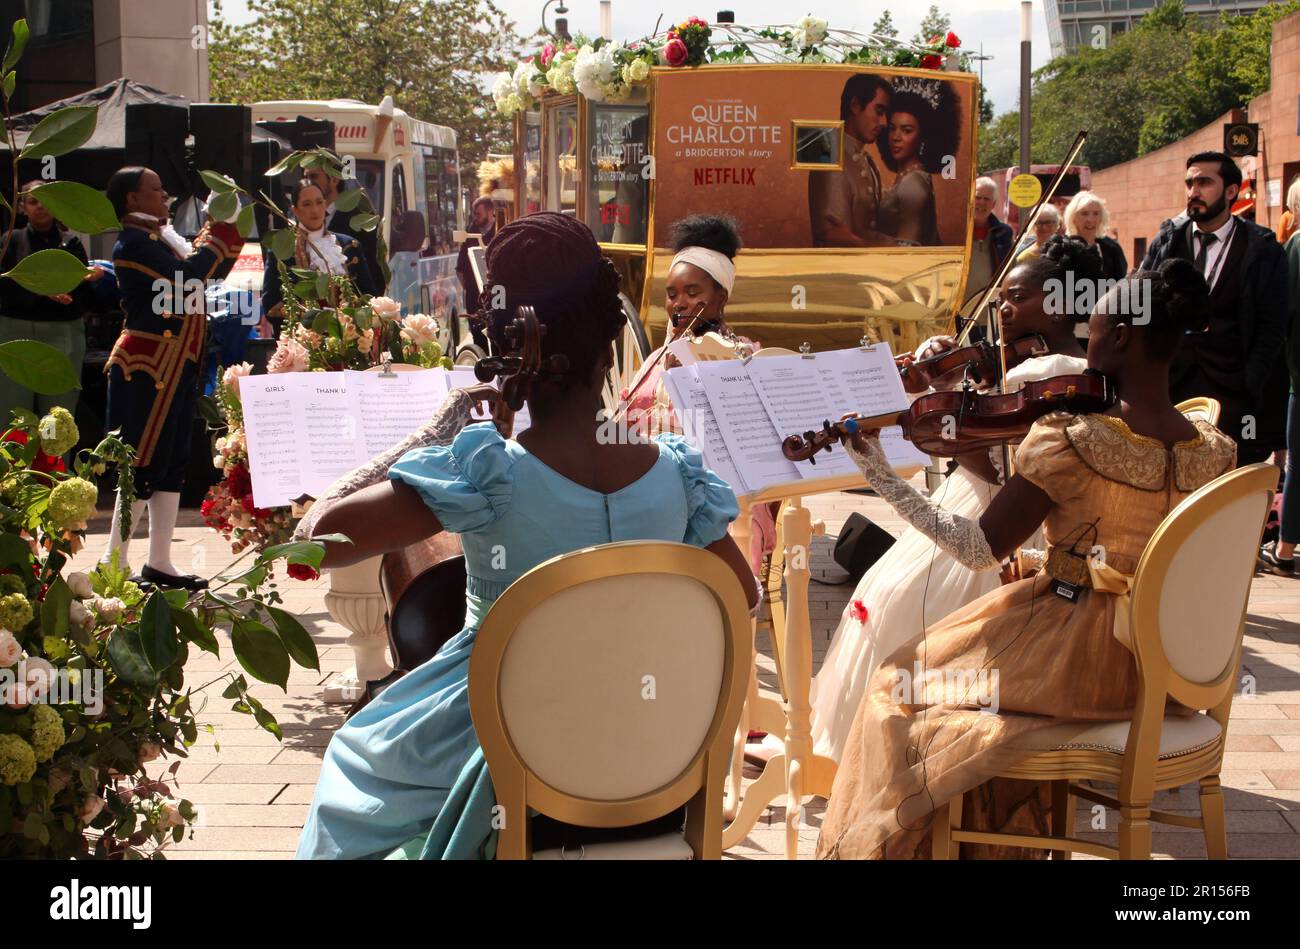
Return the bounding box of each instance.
[241,494,256,513]
[921,54,943,70]
[945,31,960,48]
[687,16,708,28]
[226,464,252,497]
[849,599,869,624]
[200,498,216,518]
[287,563,319,582]
[663,37,689,67]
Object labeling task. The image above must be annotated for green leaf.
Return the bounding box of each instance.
[265,228,296,261]
[162,588,188,609]
[139,591,179,671]
[3,71,14,100]
[26,181,119,234]
[0,339,80,394]
[264,153,304,178]
[3,18,29,73]
[173,608,219,655]
[252,704,283,740]
[221,674,248,700]
[106,627,159,686]
[0,248,89,296]
[18,105,97,160]
[349,212,380,232]
[207,192,238,223]
[267,606,319,671]
[260,539,327,569]
[314,273,330,299]
[310,310,339,337]
[39,577,72,639]
[0,532,31,570]
[332,188,364,213]
[230,620,290,689]
[196,394,226,427]
[236,203,256,239]
[200,170,239,194]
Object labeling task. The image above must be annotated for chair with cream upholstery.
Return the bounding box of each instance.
[1176,397,1221,427]
[932,462,1275,860]
[468,540,751,859]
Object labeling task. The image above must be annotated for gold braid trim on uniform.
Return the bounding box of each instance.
[1065,415,1234,492]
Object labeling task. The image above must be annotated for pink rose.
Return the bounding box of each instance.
[400,314,440,347]
[221,362,253,393]
[158,802,184,830]
[369,296,402,322]
[539,43,556,67]
[267,338,310,374]
[663,37,689,67]
[22,656,53,702]
[78,795,105,825]
[0,629,20,668]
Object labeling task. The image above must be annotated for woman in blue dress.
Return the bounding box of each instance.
[295,213,760,859]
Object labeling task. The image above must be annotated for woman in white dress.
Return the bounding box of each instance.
[808,236,1101,762]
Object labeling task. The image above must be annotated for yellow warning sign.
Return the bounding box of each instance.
[1008,173,1043,208]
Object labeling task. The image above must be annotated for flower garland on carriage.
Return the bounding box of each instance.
[493,16,964,115]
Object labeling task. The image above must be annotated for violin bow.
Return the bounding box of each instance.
[956,131,1089,347]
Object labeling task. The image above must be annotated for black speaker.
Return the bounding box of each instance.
[124,103,191,198]
[189,103,252,194]
[833,513,896,582]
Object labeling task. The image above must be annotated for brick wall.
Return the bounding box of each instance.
[1090,10,1300,266]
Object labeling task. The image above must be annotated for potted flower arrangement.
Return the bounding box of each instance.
[0,18,334,857]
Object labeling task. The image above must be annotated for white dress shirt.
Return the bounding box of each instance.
[1191,216,1236,292]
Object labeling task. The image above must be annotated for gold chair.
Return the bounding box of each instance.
[1176,397,1222,427]
[932,462,1276,860]
[467,541,751,859]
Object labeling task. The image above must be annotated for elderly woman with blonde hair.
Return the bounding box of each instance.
[1014,202,1062,262]
[1062,189,1127,281]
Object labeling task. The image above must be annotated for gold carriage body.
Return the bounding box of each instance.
[505,63,981,380]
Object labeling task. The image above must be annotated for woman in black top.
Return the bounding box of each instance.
[0,182,103,425]
[1063,189,1128,281]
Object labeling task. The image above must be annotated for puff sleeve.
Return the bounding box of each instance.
[388,422,515,534]
[1014,412,1088,506]
[656,433,740,547]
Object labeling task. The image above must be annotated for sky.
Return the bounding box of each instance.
[211,0,1052,115]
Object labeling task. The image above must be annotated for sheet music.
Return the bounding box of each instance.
[662,365,746,494]
[345,370,451,456]
[298,375,367,499]
[242,375,304,510]
[809,348,931,469]
[743,354,862,479]
[694,360,803,494]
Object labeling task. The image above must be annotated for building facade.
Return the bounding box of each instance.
[1045,0,1272,57]
[0,0,208,110]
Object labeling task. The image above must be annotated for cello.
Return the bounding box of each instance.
[360,307,552,714]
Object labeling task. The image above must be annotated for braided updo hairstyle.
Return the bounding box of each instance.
[1013,234,1103,322]
[478,212,626,393]
[1101,258,1210,360]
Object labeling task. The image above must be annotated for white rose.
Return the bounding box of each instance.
[215,436,227,452]
[92,596,126,623]
[78,795,105,825]
[400,314,440,347]
[0,629,20,668]
[68,599,94,630]
[138,741,162,765]
[65,571,93,600]
[369,296,402,322]
[795,15,828,48]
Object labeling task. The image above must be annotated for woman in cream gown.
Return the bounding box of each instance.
[810,238,1101,762]
[817,259,1236,859]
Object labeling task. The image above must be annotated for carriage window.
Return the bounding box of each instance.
[792,121,843,170]
[522,110,542,217]
[546,103,579,216]
[584,100,649,245]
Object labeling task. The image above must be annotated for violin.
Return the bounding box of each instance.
[782,370,1115,462]
[900,334,1049,390]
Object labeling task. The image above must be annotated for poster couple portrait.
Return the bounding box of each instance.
[809,73,962,248]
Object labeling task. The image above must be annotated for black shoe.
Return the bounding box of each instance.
[140,565,209,591]
[1258,541,1295,577]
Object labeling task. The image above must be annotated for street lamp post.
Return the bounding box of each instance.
[542,0,570,42]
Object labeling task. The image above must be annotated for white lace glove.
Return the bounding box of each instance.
[842,436,1000,571]
[294,390,474,541]
[1018,548,1046,572]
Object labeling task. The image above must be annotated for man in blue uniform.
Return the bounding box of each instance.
[101,167,245,589]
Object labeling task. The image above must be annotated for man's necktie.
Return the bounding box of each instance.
[1194,231,1217,275]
